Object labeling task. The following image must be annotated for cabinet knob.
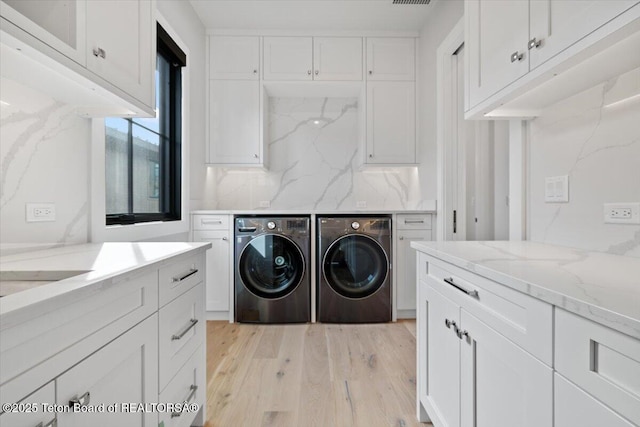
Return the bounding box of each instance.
[369,154,373,158]
[457,329,470,341]
[445,319,457,329]
[307,70,312,75]
[253,69,258,74]
[315,70,319,75]
[399,236,404,240]
[69,391,91,407]
[510,51,524,63]
[92,47,106,59]
[222,237,228,241]
[368,70,373,75]
[528,38,542,50]
[253,153,258,158]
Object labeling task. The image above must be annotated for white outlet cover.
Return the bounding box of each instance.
[26,203,56,222]
[545,176,569,203]
[604,202,640,224]
[259,200,271,208]
[356,201,367,208]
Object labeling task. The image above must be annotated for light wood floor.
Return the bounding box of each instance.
[204,320,431,427]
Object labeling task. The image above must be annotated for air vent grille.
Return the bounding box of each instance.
[392,0,430,4]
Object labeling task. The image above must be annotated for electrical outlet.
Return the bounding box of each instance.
[356,201,367,208]
[545,176,569,203]
[604,203,640,224]
[259,200,271,208]
[26,203,56,222]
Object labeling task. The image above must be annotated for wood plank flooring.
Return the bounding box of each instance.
[204,320,431,427]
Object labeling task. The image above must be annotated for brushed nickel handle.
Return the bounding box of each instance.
[528,38,542,50]
[443,277,479,298]
[202,219,223,224]
[445,319,457,329]
[253,153,259,158]
[307,70,312,75]
[69,391,90,407]
[222,237,228,241]
[368,70,373,75]
[253,69,258,74]
[399,236,404,240]
[172,318,198,341]
[457,329,470,340]
[404,219,425,224]
[171,385,198,418]
[315,70,319,75]
[92,48,106,58]
[172,268,198,283]
[510,51,524,63]
[369,154,373,158]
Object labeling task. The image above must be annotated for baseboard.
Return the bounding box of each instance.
[397,309,416,319]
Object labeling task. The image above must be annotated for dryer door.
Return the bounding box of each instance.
[323,234,389,299]
[239,234,305,299]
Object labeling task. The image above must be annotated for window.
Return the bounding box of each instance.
[105,24,186,225]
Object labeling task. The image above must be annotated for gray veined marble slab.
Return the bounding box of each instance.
[411,240,640,339]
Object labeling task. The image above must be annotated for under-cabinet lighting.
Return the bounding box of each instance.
[604,93,640,109]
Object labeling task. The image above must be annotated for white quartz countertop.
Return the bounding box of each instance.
[0,242,211,327]
[411,240,640,339]
[190,205,437,216]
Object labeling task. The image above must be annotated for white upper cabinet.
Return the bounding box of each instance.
[85,0,154,108]
[366,37,415,81]
[263,36,313,80]
[209,36,260,80]
[528,0,637,70]
[263,36,363,81]
[1,0,87,65]
[465,0,529,109]
[313,37,362,80]
[366,81,416,164]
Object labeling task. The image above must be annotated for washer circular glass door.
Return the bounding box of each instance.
[239,234,305,299]
[322,234,388,299]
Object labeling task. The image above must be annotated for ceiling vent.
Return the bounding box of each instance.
[392,0,431,4]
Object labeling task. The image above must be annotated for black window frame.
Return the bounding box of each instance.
[106,24,185,226]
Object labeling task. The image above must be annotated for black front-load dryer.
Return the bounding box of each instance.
[235,216,310,323]
[317,215,392,323]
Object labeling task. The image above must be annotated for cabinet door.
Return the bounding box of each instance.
[313,37,362,81]
[56,314,158,427]
[209,80,261,165]
[85,0,154,107]
[396,230,431,314]
[423,282,461,427]
[459,310,552,427]
[465,0,529,109]
[366,81,416,164]
[529,0,638,70]
[263,36,312,80]
[555,373,635,427]
[0,382,55,427]
[366,38,415,81]
[209,36,260,80]
[1,0,87,65]
[193,230,230,312]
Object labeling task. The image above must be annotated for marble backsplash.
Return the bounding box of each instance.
[528,67,640,257]
[206,97,426,211]
[0,78,90,247]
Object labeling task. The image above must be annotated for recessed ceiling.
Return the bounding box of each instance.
[188,0,434,32]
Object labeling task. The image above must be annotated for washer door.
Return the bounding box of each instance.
[323,234,388,299]
[239,234,305,299]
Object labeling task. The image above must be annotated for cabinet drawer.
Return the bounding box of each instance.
[424,258,553,365]
[555,309,640,425]
[159,282,205,391]
[158,344,206,427]
[396,214,431,230]
[192,214,230,231]
[0,381,55,427]
[555,373,635,427]
[159,253,205,308]
[0,270,158,387]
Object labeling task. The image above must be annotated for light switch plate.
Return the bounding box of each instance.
[604,202,640,224]
[545,176,569,203]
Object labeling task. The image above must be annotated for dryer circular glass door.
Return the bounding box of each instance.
[322,234,389,299]
[239,234,305,299]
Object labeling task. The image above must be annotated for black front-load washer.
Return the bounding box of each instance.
[235,216,310,323]
[317,215,392,323]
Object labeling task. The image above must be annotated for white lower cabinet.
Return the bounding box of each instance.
[57,314,159,427]
[0,381,55,427]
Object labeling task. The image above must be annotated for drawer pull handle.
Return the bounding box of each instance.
[69,391,90,407]
[171,385,198,418]
[457,329,470,341]
[443,277,479,298]
[173,268,198,283]
[201,219,223,224]
[445,319,457,329]
[35,419,57,427]
[172,319,199,341]
[404,220,425,224]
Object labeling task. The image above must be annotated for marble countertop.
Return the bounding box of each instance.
[0,242,211,327]
[411,240,640,339]
[190,204,437,216]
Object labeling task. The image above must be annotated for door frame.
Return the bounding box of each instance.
[436,18,465,241]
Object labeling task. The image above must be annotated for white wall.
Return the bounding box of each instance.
[207,97,425,210]
[417,0,464,202]
[0,78,90,251]
[528,67,640,257]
